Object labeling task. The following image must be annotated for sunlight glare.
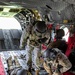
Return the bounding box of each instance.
[0,17,21,30]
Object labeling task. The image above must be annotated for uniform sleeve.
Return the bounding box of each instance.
[20,29,29,49]
[57,52,72,73]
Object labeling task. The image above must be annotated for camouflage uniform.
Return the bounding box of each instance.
[43,48,72,75]
[20,24,50,71]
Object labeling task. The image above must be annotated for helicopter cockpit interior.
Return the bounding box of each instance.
[0,0,75,75]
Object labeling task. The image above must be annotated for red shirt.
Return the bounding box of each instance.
[63,33,75,75]
[65,33,75,57]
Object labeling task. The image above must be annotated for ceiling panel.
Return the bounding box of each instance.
[61,5,75,20]
[65,0,75,4]
[0,0,75,20]
[50,11,62,22]
[0,0,69,11]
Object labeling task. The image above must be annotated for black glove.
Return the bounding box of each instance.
[37,37,48,44]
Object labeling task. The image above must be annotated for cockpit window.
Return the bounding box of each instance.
[0,17,22,50]
[0,17,21,30]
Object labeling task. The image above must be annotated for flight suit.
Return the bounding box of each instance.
[20,25,50,72]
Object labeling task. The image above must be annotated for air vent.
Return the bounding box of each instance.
[9,9,20,12]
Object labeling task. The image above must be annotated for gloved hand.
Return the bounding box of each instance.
[37,37,48,44]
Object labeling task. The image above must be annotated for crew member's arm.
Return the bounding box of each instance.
[20,29,29,49]
[57,52,72,73]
